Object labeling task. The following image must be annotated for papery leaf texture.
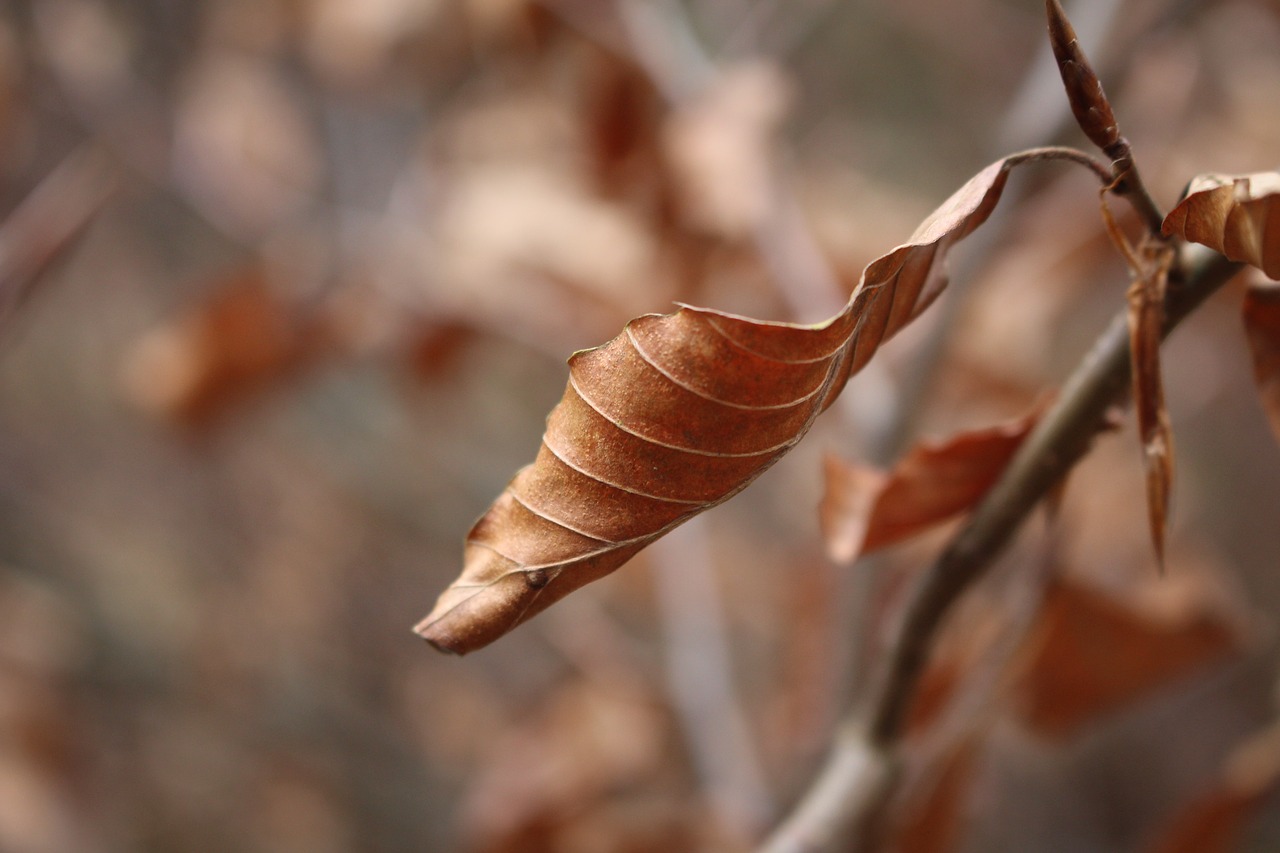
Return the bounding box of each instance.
[418,158,1022,654]
[1243,283,1280,444]
[820,405,1045,565]
[1162,171,1280,280]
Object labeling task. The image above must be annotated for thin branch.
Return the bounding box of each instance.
[758,244,1241,852]
[0,148,117,340]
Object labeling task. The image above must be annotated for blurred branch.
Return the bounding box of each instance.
[0,149,117,341]
[758,245,1242,852]
[652,519,775,840]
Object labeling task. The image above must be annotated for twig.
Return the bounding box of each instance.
[0,149,117,340]
[758,244,1241,852]
[652,520,776,839]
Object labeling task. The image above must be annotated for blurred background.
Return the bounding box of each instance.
[1,0,1280,850]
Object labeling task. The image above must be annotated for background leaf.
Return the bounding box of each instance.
[1243,283,1280,445]
[820,405,1044,564]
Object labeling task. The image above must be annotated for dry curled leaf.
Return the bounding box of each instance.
[1162,171,1280,280]
[821,405,1045,565]
[1243,283,1280,444]
[418,156,1025,654]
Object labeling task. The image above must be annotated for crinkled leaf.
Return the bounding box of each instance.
[821,405,1045,565]
[1162,171,1280,279]
[1242,283,1280,444]
[419,157,1021,654]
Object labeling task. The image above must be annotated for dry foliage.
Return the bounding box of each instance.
[1,0,1280,851]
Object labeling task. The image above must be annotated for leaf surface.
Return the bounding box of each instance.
[820,406,1044,565]
[1242,283,1280,444]
[1162,171,1280,279]
[419,158,1022,654]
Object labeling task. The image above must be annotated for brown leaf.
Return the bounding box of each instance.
[1126,243,1175,568]
[1013,576,1241,739]
[821,406,1045,564]
[888,739,979,853]
[1243,282,1280,443]
[1045,0,1120,154]
[121,267,334,427]
[1162,171,1280,279]
[1144,720,1280,853]
[418,156,1023,654]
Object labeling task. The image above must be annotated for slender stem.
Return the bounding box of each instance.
[758,245,1240,852]
[1106,144,1167,237]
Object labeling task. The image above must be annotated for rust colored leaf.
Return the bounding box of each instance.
[418,157,1023,654]
[1045,0,1120,154]
[1126,244,1175,569]
[1144,721,1280,853]
[1162,171,1280,279]
[821,405,1045,564]
[888,739,979,853]
[121,268,335,427]
[1243,283,1280,443]
[1014,577,1240,739]
[1145,788,1263,853]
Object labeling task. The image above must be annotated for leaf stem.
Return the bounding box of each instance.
[758,245,1241,852]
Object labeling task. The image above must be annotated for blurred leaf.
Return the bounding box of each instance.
[1013,576,1241,739]
[1144,720,1280,853]
[1243,283,1280,444]
[1144,787,1263,853]
[662,62,791,239]
[1125,244,1175,569]
[820,405,1045,564]
[459,679,683,853]
[419,156,1024,654]
[1162,171,1280,279]
[121,267,334,427]
[888,739,979,853]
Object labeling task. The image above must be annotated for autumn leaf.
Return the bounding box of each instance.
[1013,576,1241,739]
[821,405,1045,565]
[1144,721,1280,853]
[417,156,1029,654]
[1126,243,1175,569]
[121,267,335,427]
[1161,171,1280,280]
[1242,283,1280,444]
